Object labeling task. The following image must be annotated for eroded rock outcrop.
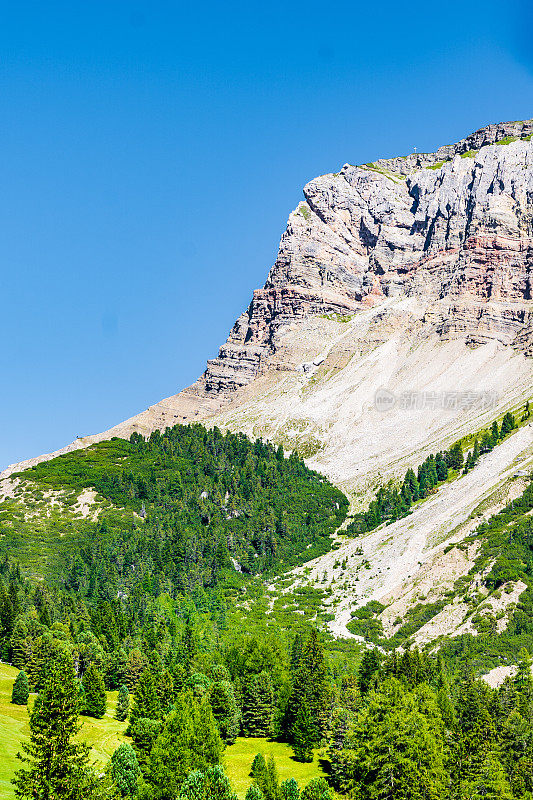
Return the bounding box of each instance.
[203,120,533,394]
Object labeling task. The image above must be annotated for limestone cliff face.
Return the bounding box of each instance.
[2,119,533,483]
[203,120,533,394]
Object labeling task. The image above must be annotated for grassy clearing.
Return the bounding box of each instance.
[0,663,127,800]
[0,664,328,800]
[223,737,328,798]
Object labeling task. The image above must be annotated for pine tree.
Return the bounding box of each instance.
[10,618,29,671]
[155,669,174,717]
[250,754,267,782]
[447,442,464,470]
[245,786,265,800]
[500,412,516,438]
[285,630,329,743]
[300,778,332,800]
[403,468,419,501]
[357,649,380,694]
[11,671,29,705]
[435,453,448,482]
[349,679,447,800]
[453,677,496,786]
[116,684,130,722]
[292,698,315,763]
[178,766,237,800]
[12,653,94,800]
[147,692,223,799]
[513,649,533,722]
[125,648,149,691]
[491,420,500,446]
[242,672,274,737]
[109,744,140,797]
[127,668,161,733]
[209,678,240,744]
[290,634,303,671]
[279,778,300,800]
[82,663,107,719]
[458,751,513,800]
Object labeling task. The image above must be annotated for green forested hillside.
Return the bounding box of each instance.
[1,424,347,595]
[3,423,533,800]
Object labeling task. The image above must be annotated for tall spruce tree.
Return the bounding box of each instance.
[458,752,513,800]
[147,692,223,800]
[209,678,240,744]
[116,684,130,722]
[242,672,274,737]
[126,668,161,733]
[285,630,329,744]
[12,653,94,800]
[82,663,107,719]
[292,698,315,763]
[11,671,30,705]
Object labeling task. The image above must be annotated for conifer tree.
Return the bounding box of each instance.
[109,744,140,797]
[290,634,303,671]
[209,678,240,744]
[453,677,496,786]
[147,692,223,799]
[127,668,161,733]
[285,630,329,743]
[245,786,265,800]
[12,653,94,800]
[292,698,315,763]
[500,412,516,438]
[10,618,28,670]
[403,468,419,501]
[250,754,267,782]
[300,779,332,800]
[435,453,448,482]
[116,684,130,722]
[357,649,380,694]
[253,755,279,800]
[242,672,274,737]
[458,751,512,800]
[178,766,237,800]
[447,442,464,470]
[279,778,300,800]
[349,679,447,800]
[82,663,107,719]
[11,671,29,705]
[514,649,533,722]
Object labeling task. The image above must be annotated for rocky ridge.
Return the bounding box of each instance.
[2,118,533,490]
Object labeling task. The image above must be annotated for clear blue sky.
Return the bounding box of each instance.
[1,0,532,470]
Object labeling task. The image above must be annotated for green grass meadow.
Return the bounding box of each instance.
[0,664,328,799]
[223,737,328,797]
[0,663,127,800]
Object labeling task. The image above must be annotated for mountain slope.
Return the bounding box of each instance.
[2,118,532,489]
[2,119,533,648]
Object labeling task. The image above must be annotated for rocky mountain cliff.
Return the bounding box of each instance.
[3,119,533,492]
[3,118,533,652]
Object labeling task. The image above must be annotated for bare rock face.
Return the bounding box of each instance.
[202,122,533,396]
[3,119,533,482]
